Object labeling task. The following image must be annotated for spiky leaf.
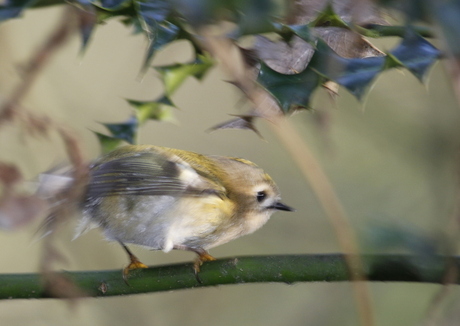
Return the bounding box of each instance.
[257,62,322,112]
[155,54,214,95]
[101,116,138,144]
[127,96,177,124]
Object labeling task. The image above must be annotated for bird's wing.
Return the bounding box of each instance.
[85,151,226,198]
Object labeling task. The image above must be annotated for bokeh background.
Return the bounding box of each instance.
[1,6,460,326]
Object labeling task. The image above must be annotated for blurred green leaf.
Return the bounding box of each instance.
[431,1,460,57]
[97,0,129,10]
[389,30,440,81]
[101,116,138,144]
[363,224,441,256]
[233,0,275,36]
[74,4,97,52]
[135,0,177,70]
[127,96,177,124]
[376,0,429,22]
[257,62,322,113]
[0,0,35,21]
[274,23,312,43]
[172,0,214,27]
[310,3,347,28]
[142,21,179,72]
[155,54,214,95]
[306,30,439,100]
[309,40,386,99]
[136,0,171,22]
[93,132,124,154]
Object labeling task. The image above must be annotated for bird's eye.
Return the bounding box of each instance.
[256,191,267,203]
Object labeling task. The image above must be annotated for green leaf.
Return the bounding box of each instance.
[0,0,35,21]
[234,0,275,36]
[142,21,179,72]
[134,0,177,70]
[73,3,97,52]
[97,0,129,10]
[127,96,177,124]
[136,0,171,22]
[257,62,322,113]
[93,132,124,154]
[155,54,214,95]
[376,0,429,22]
[171,0,213,27]
[363,224,440,256]
[389,30,440,81]
[273,23,312,43]
[433,1,460,56]
[101,116,138,144]
[310,3,348,28]
[309,40,386,99]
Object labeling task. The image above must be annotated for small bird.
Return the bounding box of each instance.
[77,145,294,278]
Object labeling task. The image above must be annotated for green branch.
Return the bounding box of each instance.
[1,254,458,300]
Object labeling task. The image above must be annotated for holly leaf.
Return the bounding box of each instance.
[135,0,178,70]
[101,116,138,144]
[136,0,171,23]
[0,0,35,21]
[141,21,179,72]
[363,223,440,256]
[310,3,347,28]
[127,95,177,124]
[309,40,386,99]
[389,30,441,81]
[73,4,97,52]
[155,54,214,95]
[432,1,460,57]
[208,115,264,139]
[97,0,129,10]
[93,132,124,154]
[257,62,322,113]
[233,0,275,36]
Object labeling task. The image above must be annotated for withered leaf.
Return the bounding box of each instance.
[209,115,264,139]
[315,27,384,58]
[254,35,315,74]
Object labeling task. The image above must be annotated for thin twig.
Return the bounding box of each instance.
[0,8,76,125]
[200,33,374,326]
[0,7,89,300]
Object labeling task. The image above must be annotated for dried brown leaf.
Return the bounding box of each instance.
[208,115,264,139]
[254,35,315,74]
[315,27,384,58]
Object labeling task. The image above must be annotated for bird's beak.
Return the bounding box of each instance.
[272,201,295,212]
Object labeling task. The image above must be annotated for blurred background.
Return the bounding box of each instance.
[1,6,460,326]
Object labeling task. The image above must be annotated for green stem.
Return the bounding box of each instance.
[356,24,435,38]
[0,254,457,300]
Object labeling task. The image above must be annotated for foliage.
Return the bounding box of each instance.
[0,0,449,146]
[0,1,460,318]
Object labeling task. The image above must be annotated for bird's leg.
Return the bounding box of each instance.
[118,240,148,281]
[174,245,216,275]
[192,248,216,274]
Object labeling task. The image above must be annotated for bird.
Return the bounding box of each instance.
[75,144,294,279]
